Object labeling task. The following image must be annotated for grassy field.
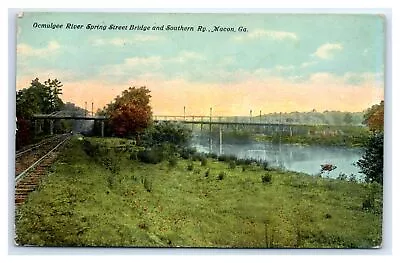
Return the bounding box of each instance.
[15,136,382,248]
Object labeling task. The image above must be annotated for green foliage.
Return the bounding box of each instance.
[343,113,353,125]
[143,177,152,192]
[82,139,101,158]
[200,158,208,167]
[16,78,64,119]
[363,101,384,132]
[187,162,194,171]
[228,160,236,169]
[179,147,196,160]
[261,173,272,184]
[15,137,382,248]
[205,168,210,177]
[357,132,384,185]
[137,148,164,164]
[255,125,369,147]
[168,158,178,168]
[217,171,226,180]
[104,86,152,138]
[361,182,383,214]
[141,122,191,149]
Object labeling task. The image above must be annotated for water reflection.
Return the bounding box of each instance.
[191,136,365,180]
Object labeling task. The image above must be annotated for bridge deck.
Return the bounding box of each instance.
[154,119,318,126]
[33,115,106,120]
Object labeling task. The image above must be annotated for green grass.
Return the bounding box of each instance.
[15,136,382,248]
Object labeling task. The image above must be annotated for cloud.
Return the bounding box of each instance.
[300,61,318,68]
[17,41,61,57]
[312,43,343,59]
[274,65,295,71]
[233,29,298,42]
[170,51,205,63]
[343,72,384,85]
[98,51,205,81]
[91,35,163,46]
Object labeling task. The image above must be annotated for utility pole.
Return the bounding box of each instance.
[250,109,252,123]
[209,107,213,153]
[183,106,186,121]
[91,102,94,117]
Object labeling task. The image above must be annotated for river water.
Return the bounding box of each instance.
[191,135,365,180]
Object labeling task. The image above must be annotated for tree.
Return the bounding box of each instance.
[343,113,353,125]
[357,101,384,185]
[357,132,383,184]
[16,78,64,149]
[363,100,384,132]
[105,86,152,138]
[16,78,64,118]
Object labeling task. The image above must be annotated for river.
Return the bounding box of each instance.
[191,135,365,181]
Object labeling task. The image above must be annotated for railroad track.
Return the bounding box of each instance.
[15,133,72,206]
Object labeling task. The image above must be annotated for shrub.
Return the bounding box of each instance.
[82,139,101,158]
[217,154,237,162]
[228,160,236,169]
[140,121,192,148]
[180,147,196,160]
[357,132,383,185]
[261,173,272,184]
[206,153,218,159]
[262,161,270,171]
[168,157,178,167]
[362,197,374,211]
[337,173,347,181]
[200,157,208,166]
[205,169,210,177]
[187,162,194,171]
[143,177,152,192]
[217,171,226,180]
[137,148,163,164]
[325,213,332,219]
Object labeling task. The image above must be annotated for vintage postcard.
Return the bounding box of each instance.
[15,12,384,248]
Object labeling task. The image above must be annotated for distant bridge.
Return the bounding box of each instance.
[153,115,320,127]
[32,112,106,136]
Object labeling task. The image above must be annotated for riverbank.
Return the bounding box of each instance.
[253,126,370,147]
[15,136,382,248]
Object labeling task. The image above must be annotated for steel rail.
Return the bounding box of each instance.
[15,135,71,183]
[15,135,64,158]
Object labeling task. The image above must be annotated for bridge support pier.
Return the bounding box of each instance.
[50,120,54,135]
[101,121,104,137]
[219,126,223,155]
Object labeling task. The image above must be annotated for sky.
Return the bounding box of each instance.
[16,12,385,116]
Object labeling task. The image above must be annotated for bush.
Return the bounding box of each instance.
[337,173,347,181]
[180,147,196,160]
[200,157,208,166]
[143,177,152,192]
[205,169,210,177]
[140,122,192,148]
[357,132,383,185]
[137,148,164,164]
[262,161,270,171]
[82,139,101,158]
[168,158,178,167]
[206,153,218,159]
[217,171,226,180]
[187,162,194,171]
[217,154,237,162]
[228,160,236,169]
[261,173,272,184]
